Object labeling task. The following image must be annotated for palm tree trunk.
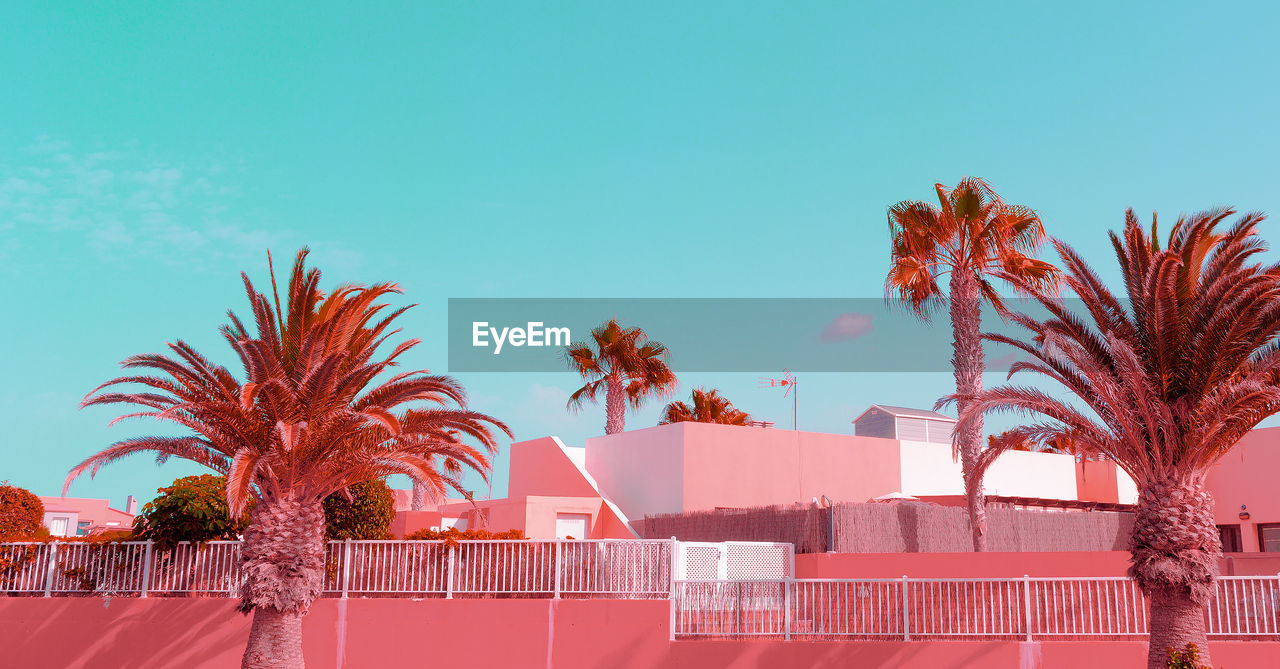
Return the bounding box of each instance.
[411,480,426,511]
[1129,477,1220,669]
[949,268,987,552]
[243,607,306,668]
[604,373,626,434]
[238,495,326,669]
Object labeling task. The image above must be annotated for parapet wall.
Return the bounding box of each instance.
[0,598,1275,669]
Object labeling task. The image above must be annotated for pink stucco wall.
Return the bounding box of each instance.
[508,437,601,499]
[679,423,905,513]
[795,551,1134,579]
[585,423,1135,524]
[0,598,1274,668]
[1207,426,1280,552]
[587,424,687,521]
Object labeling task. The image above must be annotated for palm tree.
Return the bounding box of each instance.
[887,177,1058,551]
[956,209,1280,668]
[565,318,678,434]
[67,250,509,669]
[659,388,751,425]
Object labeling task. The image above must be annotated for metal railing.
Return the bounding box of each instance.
[0,539,680,599]
[673,576,1280,640]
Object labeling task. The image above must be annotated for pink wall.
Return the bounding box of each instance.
[605,422,906,514]
[585,423,1134,525]
[1,598,1274,669]
[1207,427,1280,552]
[795,552,1135,579]
[508,437,601,499]
[586,424,686,521]
[1074,460,1121,504]
[387,510,441,537]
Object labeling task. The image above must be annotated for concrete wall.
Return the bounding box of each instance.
[0,598,1274,669]
[1207,427,1280,552]
[586,424,686,521]
[677,423,904,512]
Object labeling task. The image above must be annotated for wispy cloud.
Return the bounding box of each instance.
[819,312,874,341]
[0,136,297,270]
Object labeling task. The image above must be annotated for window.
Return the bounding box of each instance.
[48,517,68,536]
[76,521,92,537]
[1218,524,1243,553]
[1258,524,1280,553]
[555,513,590,540]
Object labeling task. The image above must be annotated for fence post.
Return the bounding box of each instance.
[668,537,678,597]
[140,541,154,598]
[1023,575,1033,642]
[901,575,910,641]
[43,542,59,598]
[783,578,792,641]
[445,546,455,599]
[341,539,352,599]
[553,540,562,599]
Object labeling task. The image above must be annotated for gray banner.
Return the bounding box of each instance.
[447,297,1078,373]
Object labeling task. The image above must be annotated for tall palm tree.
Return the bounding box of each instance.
[565,318,678,434]
[887,177,1058,551]
[67,250,509,669]
[956,209,1280,668]
[659,388,751,425]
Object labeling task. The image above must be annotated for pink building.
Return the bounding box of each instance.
[395,436,636,540]
[1207,426,1280,553]
[40,495,136,537]
[395,411,1279,553]
[398,413,1148,542]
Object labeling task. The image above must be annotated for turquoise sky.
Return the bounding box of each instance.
[4,3,1280,509]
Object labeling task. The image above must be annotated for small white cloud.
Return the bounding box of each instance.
[820,312,874,341]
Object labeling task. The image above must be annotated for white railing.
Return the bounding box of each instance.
[0,539,680,599]
[673,576,1280,640]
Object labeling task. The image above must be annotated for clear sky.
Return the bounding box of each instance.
[4,3,1279,509]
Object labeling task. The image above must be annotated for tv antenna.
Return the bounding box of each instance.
[759,369,798,430]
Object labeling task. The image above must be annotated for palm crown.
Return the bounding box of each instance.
[565,318,677,434]
[887,176,1058,313]
[70,250,509,514]
[659,388,750,426]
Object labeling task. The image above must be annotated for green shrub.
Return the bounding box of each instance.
[323,479,395,540]
[1166,643,1211,669]
[133,474,248,548]
[133,475,396,544]
[0,482,45,539]
[404,527,524,541]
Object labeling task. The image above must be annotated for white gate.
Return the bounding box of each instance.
[673,541,794,581]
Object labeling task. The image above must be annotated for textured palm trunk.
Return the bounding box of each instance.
[411,481,426,511]
[1130,477,1220,669]
[604,373,626,435]
[949,269,987,552]
[239,495,326,669]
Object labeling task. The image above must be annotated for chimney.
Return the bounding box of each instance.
[126,495,138,515]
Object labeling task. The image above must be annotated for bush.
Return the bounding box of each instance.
[404,527,525,542]
[132,475,398,545]
[323,479,395,540]
[1165,644,1211,669]
[133,474,248,548]
[0,483,45,539]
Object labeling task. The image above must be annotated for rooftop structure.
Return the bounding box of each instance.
[852,404,956,444]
